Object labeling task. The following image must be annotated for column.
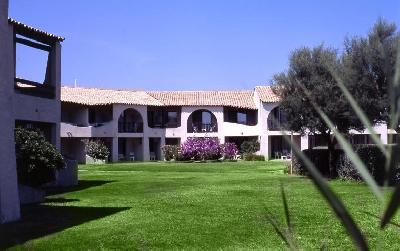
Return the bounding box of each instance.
[0,0,20,223]
[143,137,150,161]
[111,137,119,162]
[300,135,309,150]
[259,135,269,160]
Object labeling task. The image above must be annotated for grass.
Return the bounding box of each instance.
[2,161,400,250]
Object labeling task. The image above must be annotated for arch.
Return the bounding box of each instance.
[267,106,287,131]
[118,108,143,133]
[187,109,218,133]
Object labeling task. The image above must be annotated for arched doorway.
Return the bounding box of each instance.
[118,108,143,133]
[187,109,218,133]
[267,106,287,131]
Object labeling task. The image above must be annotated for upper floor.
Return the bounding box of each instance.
[60,87,276,138]
[4,18,64,125]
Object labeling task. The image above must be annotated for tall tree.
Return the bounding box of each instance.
[343,19,399,127]
[272,45,360,176]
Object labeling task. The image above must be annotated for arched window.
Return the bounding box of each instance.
[267,106,287,131]
[187,109,218,133]
[118,108,143,133]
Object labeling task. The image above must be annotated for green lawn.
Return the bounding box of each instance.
[2,161,399,250]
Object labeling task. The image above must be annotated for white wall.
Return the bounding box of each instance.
[0,0,21,223]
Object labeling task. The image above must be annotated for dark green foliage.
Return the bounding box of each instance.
[161,145,180,161]
[83,139,110,160]
[240,140,260,154]
[343,19,399,126]
[292,149,343,177]
[293,146,400,185]
[337,145,400,185]
[272,46,360,175]
[14,128,64,187]
[243,154,265,161]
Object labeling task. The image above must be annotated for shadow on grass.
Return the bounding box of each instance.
[0,204,130,249]
[45,180,115,195]
[44,197,81,203]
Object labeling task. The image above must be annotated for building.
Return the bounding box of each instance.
[0,0,64,223]
[60,85,395,163]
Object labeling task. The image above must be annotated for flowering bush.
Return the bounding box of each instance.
[181,137,222,161]
[221,142,239,159]
[161,145,180,161]
[82,139,110,161]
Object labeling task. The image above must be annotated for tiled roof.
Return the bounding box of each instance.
[61,87,163,106]
[148,90,257,109]
[61,87,259,109]
[255,86,280,103]
[8,18,65,42]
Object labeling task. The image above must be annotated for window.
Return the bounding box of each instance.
[237,112,247,124]
[167,111,178,125]
[202,111,212,124]
[148,107,181,128]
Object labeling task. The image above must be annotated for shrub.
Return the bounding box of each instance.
[240,140,260,154]
[161,145,180,161]
[181,137,222,161]
[221,142,239,159]
[83,139,110,161]
[292,149,343,177]
[243,154,265,161]
[337,145,400,185]
[15,128,65,187]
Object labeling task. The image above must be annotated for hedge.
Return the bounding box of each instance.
[292,145,400,185]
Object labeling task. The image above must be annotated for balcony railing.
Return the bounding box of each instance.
[190,122,217,133]
[118,122,143,133]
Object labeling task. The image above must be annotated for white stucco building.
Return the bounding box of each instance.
[60,85,395,163]
[0,0,64,223]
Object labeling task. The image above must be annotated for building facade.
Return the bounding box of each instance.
[0,0,64,223]
[60,85,394,163]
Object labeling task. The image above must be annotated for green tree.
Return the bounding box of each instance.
[15,128,65,187]
[342,19,399,127]
[272,45,360,176]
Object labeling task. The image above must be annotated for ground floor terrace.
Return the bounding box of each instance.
[61,131,400,163]
[1,161,399,250]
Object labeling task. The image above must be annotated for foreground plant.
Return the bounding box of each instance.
[270,18,400,250]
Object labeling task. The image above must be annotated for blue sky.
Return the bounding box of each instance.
[9,0,400,90]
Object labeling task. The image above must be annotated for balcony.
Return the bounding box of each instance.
[118,122,143,133]
[187,109,218,133]
[189,122,217,133]
[61,122,114,138]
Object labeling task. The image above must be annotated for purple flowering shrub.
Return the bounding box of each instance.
[221,142,239,160]
[177,137,239,161]
[181,137,222,160]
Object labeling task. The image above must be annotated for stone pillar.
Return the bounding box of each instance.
[301,135,309,150]
[143,137,150,161]
[0,0,21,223]
[111,137,119,162]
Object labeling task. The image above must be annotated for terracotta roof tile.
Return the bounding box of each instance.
[61,87,163,106]
[255,86,280,103]
[148,91,257,109]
